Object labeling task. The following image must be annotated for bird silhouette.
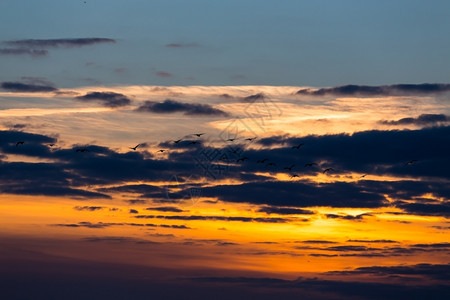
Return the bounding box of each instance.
[129,144,140,150]
[323,168,334,174]
[245,137,257,141]
[360,174,367,178]
[193,133,205,137]
[48,143,55,147]
[157,149,165,153]
[75,148,89,152]
[405,160,418,166]
[304,163,317,167]
[226,138,236,142]
[173,139,182,144]
[290,174,300,178]
[16,141,24,147]
[284,164,295,171]
[188,140,199,145]
[292,143,304,149]
[257,158,269,164]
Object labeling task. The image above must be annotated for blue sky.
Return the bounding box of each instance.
[2,0,450,87]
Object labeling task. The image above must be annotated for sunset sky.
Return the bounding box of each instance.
[1,1,449,299]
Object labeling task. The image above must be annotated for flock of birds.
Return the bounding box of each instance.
[13,132,419,180]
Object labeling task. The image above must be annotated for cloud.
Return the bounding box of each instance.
[75,92,131,108]
[155,71,173,78]
[129,209,139,214]
[380,114,449,126]
[165,43,199,48]
[241,93,266,102]
[257,206,315,215]
[297,83,450,96]
[136,99,228,116]
[145,206,186,213]
[325,213,373,221]
[3,38,116,48]
[73,206,105,211]
[0,48,48,57]
[135,214,290,223]
[1,81,57,92]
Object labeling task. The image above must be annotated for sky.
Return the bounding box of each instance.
[1,1,450,299]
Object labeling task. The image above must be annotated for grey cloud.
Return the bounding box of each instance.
[136,99,228,116]
[4,38,116,48]
[1,81,57,92]
[75,92,131,108]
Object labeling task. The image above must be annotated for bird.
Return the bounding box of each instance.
[236,157,249,162]
[156,149,165,153]
[193,133,205,137]
[304,163,317,167]
[245,137,257,141]
[292,143,304,149]
[48,143,55,147]
[290,174,300,178]
[129,144,140,151]
[15,141,24,147]
[257,158,269,164]
[226,138,236,142]
[323,168,334,174]
[405,160,418,166]
[75,148,89,152]
[173,139,182,144]
[284,164,295,171]
[360,174,367,178]
[188,140,199,145]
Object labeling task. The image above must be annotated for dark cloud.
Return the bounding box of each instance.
[155,71,173,78]
[1,81,57,92]
[380,114,449,126]
[347,239,398,243]
[257,206,315,215]
[145,206,186,213]
[241,93,266,102]
[300,240,338,244]
[4,38,116,48]
[327,263,450,281]
[136,99,228,116]
[325,213,373,221]
[73,206,105,211]
[395,201,450,217]
[75,92,131,108]
[135,214,289,223]
[129,209,139,214]
[0,48,48,57]
[165,43,199,48]
[297,83,450,96]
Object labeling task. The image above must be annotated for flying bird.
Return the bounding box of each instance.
[323,168,334,174]
[226,138,236,142]
[48,143,55,147]
[129,144,140,151]
[193,133,205,137]
[292,143,304,149]
[157,149,165,153]
[15,141,24,147]
[304,163,317,167]
[405,160,418,166]
[173,139,182,144]
[245,137,257,141]
[284,164,295,171]
[188,140,199,145]
[257,158,269,164]
[360,174,367,178]
[290,174,300,179]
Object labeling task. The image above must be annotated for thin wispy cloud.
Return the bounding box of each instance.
[3,38,116,48]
